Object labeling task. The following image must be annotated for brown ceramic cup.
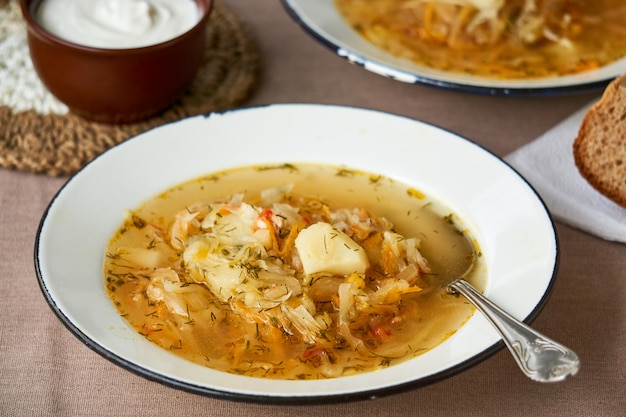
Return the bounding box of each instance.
[20,0,213,124]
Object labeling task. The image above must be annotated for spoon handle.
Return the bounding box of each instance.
[449,279,580,383]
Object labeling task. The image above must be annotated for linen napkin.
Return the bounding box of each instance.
[505,101,626,243]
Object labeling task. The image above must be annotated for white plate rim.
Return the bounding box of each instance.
[281,0,623,96]
[34,103,559,404]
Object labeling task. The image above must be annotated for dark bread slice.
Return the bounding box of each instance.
[573,74,626,209]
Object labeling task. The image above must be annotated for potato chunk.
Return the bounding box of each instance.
[295,222,369,276]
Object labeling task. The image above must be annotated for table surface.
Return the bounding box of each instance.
[2,1,625,416]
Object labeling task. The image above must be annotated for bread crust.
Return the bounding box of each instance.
[573,74,626,209]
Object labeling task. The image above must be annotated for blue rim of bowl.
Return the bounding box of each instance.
[280,0,613,97]
[33,104,560,404]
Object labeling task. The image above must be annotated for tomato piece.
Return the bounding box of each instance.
[301,348,332,365]
[259,208,273,221]
[369,324,393,341]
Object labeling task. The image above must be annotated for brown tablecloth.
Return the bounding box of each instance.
[2,1,625,415]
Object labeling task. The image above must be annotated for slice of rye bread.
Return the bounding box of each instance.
[573,74,626,209]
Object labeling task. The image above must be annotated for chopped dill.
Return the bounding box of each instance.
[255,163,299,172]
[443,213,455,224]
[131,215,147,229]
[335,168,356,177]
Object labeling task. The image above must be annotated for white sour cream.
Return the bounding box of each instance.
[35,0,200,49]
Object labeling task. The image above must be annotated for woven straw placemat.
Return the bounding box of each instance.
[0,0,259,176]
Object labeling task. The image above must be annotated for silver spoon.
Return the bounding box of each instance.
[448,278,580,383]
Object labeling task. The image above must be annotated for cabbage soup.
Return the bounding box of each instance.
[104,163,485,379]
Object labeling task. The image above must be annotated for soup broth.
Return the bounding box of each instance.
[335,0,626,79]
[104,164,485,379]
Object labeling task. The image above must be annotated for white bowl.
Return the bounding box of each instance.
[35,104,558,403]
[281,0,625,96]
